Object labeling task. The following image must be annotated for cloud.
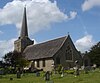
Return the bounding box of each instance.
[69,11,77,20]
[0,38,16,59]
[0,31,3,34]
[75,34,95,53]
[0,38,37,59]
[0,0,77,35]
[82,0,100,11]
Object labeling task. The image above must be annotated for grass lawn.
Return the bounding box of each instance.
[0,69,100,83]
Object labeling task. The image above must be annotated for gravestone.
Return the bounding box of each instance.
[44,71,50,81]
[10,77,13,80]
[17,71,21,78]
[84,66,89,74]
[75,60,79,76]
[36,71,40,77]
[16,68,21,78]
[61,66,64,77]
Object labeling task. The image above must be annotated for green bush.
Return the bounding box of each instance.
[56,64,62,74]
[64,70,75,74]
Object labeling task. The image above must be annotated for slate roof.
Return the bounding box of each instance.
[23,36,67,60]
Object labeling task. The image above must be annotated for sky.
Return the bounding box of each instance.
[0,0,100,59]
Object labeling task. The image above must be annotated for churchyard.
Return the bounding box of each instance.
[0,68,100,83]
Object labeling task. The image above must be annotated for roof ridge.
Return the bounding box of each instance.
[26,36,67,48]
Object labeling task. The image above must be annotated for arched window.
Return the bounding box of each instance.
[42,60,45,67]
[65,45,73,60]
[37,60,39,67]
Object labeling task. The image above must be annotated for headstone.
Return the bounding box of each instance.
[36,71,40,77]
[75,68,79,76]
[92,64,96,70]
[84,67,89,74]
[17,71,21,78]
[61,67,64,77]
[44,71,50,81]
[75,60,79,76]
[16,68,21,78]
[10,77,13,80]
[61,73,64,77]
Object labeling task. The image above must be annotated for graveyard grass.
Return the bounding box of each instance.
[0,69,100,83]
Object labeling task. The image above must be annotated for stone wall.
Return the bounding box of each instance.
[34,59,54,71]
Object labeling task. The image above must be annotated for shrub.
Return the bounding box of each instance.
[64,70,75,74]
[56,64,62,74]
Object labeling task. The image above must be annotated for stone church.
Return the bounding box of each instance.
[14,7,82,71]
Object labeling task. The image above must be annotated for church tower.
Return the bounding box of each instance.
[14,6,34,52]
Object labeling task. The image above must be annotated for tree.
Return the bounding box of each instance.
[3,51,29,70]
[12,51,29,68]
[85,42,100,67]
[3,51,13,65]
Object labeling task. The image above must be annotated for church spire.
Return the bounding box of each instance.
[14,6,33,52]
[20,6,28,38]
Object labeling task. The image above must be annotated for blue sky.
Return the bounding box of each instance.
[0,0,100,59]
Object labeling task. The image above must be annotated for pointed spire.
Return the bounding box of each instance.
[20,6,28,38]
